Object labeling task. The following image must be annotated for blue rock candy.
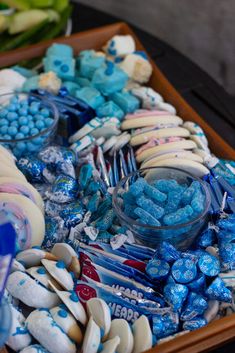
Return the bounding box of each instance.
[136,196,164,220]
[79,164,93,190]
[180,292,208,321]
[146,259,170,280]
[163,284,188,312]
[171,258,197,284]
[129,178,146,196]
[191,187,205,214]
[198,252,220,277]
[152,311,179,339]
[144,183,167,203]
[163,205,194,226]
[164,190,181,214]
[134,207,161,226]
[183,316,207,331]
[154,179,180,193]
[205,277,232,303]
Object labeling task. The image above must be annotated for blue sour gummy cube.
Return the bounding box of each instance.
[134,207,161,226]
[154,179,180,193]
[163,205,194,226]
[164,190,181,214]
[46,43,73,58]
[191,188,205,214]
[63,81,80,96]
[129,177,146,196]
[152,311,179,339]
[77,50,106,79]
[43,56,75,79]
[109,91,140,114]
[91,61,128,95]
[136,196,164,220]
[181,181,200,205]
[96,101,124,120]
[144,183,167,203]
[75,87,105,110]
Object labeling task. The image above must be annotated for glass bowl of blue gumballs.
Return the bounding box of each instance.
[113,167,211,250]
[0,92,59,157]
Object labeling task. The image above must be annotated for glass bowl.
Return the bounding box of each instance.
[0,92,59,158]
[0,298,12,348]
[113,167,211,250]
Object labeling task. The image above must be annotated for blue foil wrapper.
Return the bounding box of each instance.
[180,292,208,321]
[146,259,170,281]
[198,252,220,277]
[219,242,235,270]
[49,174,79,203]
[155,242,181,263]
[42,216,68,250]
[183,316,207,331]
[79,164,93,190]
[171,258,197,284]
[152,310,179,339]
[59,200,85,228]
[163,284,188,312]
[187,273,206,293]
[197,224,217,248]
[205,277,232,303]
[17,156,46,183]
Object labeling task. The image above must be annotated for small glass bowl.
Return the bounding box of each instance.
[0,92,59,158]
[113,167,211,250]
[0,298,12,348]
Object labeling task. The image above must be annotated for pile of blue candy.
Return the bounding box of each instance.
[146,241,232,339]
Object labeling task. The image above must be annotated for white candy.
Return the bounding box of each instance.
[87,298,111,338]
[108,319,134,353]
[100,336,120,353]
[132,315,152,353]
[204,300,219,322]
[16,248,57,268]
[103,35,135,57]
[26,309,76,353]
[119,53,152,83]
[6,271,60,309]
[82,316,101,353]
[0,69,26,90]
[52,243,80,278]
[26,266,60,289]
[19,344,50,353]
[50,306,83,344]
[6,305,32,352]
[10,259,26,273]
[38,71,62,94]
[41,259,74,291]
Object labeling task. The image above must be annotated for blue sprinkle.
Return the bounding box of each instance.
[56,260,66,269]
[37,267,46,275]
[58,309,68,318]
[70,292,79,302]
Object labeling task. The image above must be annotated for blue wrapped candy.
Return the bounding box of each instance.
[171,258,197,284]
[187,273,206,293]
[205,277,232,303]
[163,284,188,312]
[79,164,93,190]
[49,175,79,203]
[183,316,207,331]
[155,242,181,263]
[198,252,220,277]
[17,156,46,183]
[59,200,84,228]
[152,310,179,339]
[181,292,208,321]
[146,259,170,280]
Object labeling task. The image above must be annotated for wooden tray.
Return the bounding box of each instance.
[0,22,234,353]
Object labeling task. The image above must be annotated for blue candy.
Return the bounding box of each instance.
[79,164,93,190]
[136,196,164,220]
[198,252,220,276]
[96,101,124,120]
[152,311,179,339]
[110,91,140,114]
[205,277,232,303]
[129,178,145,196]
[171,258,197,284]
[163,205,194,226]
[163,284,188,312]
[134,207,161,226]
[146,259,170,280]
[183,316,207,331]
[75,87,105,110]
[181,292,208,321]
[144,183,167,203]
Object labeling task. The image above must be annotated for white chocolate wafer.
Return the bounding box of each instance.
[108,319,134,353]
[16,248,57,268]
[132,315,152,353]
[81,316,101,353]
[0,163,27,181]
[87,298,111,338]
[130,127,190,146]
[52,243,80,278]
[41,259,74,291]
[26,266,61,290]
[100,336,121,353]
[141,151,203,168]
[121,115,182,130]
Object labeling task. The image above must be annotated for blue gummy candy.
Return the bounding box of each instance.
[163,205,194,226]
[129,178,146,196]
[191,188,205,214]
[181,181,200,205]
[144,183,167,203]
[136,196,164,220]
[134,207,161,226]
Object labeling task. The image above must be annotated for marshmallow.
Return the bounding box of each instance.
[103,35,135,57]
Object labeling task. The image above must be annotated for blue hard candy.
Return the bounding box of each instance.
[171,258,197,284]
[163,283,188,312]
[198,252,220,277]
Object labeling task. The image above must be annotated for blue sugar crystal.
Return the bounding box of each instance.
[122,191,136,206]
[187,273,206,293]
[164,190,181,214]
[144,183,167,203]
[198,252,220,277]
[183,316,207,331]
[152,311,179,339]
[180,292,208,321]
[163,284,188,312]
[87,192,101,213]
[205,277,232,303]
[155,242,181,263]
[95,209,115,231]
[79,164,93,190]
[171,258,197,284]
[136,196,164,220]
[191,187,205,214]
[146,259,170,280]
[181,181,199,205]
[154,179,180,193]
[96,101,124,120]
[134,207,161,226]
[129,178,146,196]
[75,87,105,110]
[163,205,194,226]
[110,91,140,114]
